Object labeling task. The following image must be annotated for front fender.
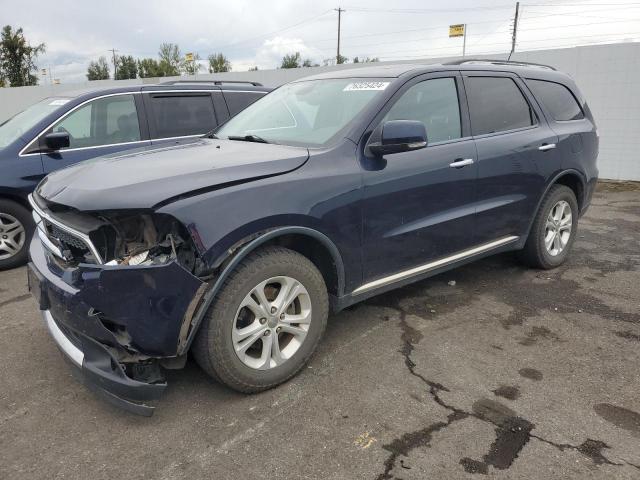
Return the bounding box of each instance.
[179,226,346,355]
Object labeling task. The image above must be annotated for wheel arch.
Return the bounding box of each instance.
[522,169,587,246]
[181,226,346,354]
[0,191,31,211]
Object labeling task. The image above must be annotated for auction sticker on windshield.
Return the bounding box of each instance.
[343,82,390,91]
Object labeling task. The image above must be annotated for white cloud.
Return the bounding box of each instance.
[4,0,640,83]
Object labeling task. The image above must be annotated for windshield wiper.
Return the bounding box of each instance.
[227,134,269,144]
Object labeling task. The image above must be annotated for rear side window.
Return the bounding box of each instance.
[527,79,584,121]
[384,77,462,143]
[148,94,216,138]
[223,91,266,117]
[465,77,534,135]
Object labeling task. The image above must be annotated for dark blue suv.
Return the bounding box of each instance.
[0,81,269,269]
[27,61,598,415]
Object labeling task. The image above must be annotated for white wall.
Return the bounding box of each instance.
[1,42,638,180]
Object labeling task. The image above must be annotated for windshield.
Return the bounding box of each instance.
[217,79,392,147]
[0,97,71,149]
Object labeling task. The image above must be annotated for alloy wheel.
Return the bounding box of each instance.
[0,213,26,261]
[232,276,312,370]
[544,200,572,256]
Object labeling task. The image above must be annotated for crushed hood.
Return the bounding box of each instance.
[37,138,309,211]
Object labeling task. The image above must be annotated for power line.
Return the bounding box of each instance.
[212,10,333,51]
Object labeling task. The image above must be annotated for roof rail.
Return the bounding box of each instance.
[159,80,263,87]
[445,59,556,71]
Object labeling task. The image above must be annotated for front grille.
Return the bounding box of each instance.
[49,223,89,252]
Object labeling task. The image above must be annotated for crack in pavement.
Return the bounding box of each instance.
[375,303,640,478]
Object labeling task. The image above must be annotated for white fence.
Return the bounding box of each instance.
[1,42,639,180]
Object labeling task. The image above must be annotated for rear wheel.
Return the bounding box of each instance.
[0,199,33,271]
[519,185,578,269]
[193,246,328,393]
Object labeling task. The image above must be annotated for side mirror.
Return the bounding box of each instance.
[368,120,427,157]
[44,132,70,151]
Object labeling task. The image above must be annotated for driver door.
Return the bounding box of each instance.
[40,94,150,174]
[361,73,478,283]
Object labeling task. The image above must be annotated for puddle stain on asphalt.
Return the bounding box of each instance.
[0,293,31,309]
[518,326,561,346]
[594,404,640,436]
[491,385,521,401]
[614,330,640,342]
[518,368,543,381]
[373,302,640,479]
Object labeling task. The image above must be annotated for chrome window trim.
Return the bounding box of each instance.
[17,88,263,157]
[352,235,519,295]
[28,194,104,264]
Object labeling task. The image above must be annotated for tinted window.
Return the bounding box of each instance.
[466,77,534,135]
[385,77,461,143]
[51,94,140,149]
[148,94,216,138]
[223,91,266,116]
[527,79,584,121]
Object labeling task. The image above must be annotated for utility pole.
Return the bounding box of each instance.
[335,7,345,64]
[109,48,119,79]
[508,2,520,61]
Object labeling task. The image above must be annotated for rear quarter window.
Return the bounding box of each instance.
[526,79,584,121]
[223,91,267,116]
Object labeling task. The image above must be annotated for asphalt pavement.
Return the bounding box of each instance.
[1,182,639,479]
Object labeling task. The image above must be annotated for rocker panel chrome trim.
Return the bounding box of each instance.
[352,235,519,295]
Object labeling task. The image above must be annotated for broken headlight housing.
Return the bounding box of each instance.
[95,212,199,273]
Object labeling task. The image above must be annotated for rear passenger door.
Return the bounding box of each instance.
[143,91,219,145]
[462,72,562,245]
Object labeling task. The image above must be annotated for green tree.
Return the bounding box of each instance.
[0,25,46,86]
[183,53,202,75]
[158,43,181,76]
[86,56,110,80]
[353,56,379,63]
[115,55,137,79]
[302,58,313,67]
[281,52,301,69]
[137,58,164,78]
[336,54,348,65]
[208,53,231,73]
[248,66,258,71]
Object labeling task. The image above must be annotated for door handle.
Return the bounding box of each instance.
[538,143,556,151]
[449,158,474,168]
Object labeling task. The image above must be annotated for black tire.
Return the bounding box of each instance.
[0,199,34,271]
[519,185,578,269]
[192,246,329,393]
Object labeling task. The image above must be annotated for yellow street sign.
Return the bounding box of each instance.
[185,52,194,62]
[449,24,465,38]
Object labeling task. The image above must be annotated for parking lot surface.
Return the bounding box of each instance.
[1,183,639,480]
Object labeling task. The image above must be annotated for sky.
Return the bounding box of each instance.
[2,0,639,83]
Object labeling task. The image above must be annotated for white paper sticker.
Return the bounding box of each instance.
[48,99,70,106]
[343,81,390,91]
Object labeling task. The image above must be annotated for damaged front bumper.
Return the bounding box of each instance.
[28,233,207,416]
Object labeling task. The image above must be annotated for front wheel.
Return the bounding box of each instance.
[0,199,34,271]
[519,184,578,269]
[192,246,329,393]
